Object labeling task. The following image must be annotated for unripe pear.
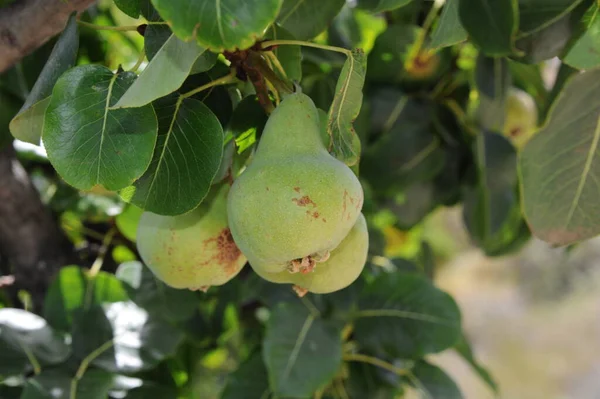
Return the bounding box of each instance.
[227,92,364,273]
[253,213,368,295]
[136,183,246,291]
[503,88,538,150]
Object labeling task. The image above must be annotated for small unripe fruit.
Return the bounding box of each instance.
[136,183,246,291]
[252,213,369,295]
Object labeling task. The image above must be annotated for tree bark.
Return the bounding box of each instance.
[0,145,73,312]
[0,0,96,74]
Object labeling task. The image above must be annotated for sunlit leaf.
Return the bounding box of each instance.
[327,48,366,166]
[519,68,600,246]
[43,65,158,191]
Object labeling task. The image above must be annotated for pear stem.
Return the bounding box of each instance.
[261,40,352,57]
[180,69,238,99]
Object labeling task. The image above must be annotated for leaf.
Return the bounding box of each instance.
[114,0,141,18]
[475,55,511,132]
[354,271,462,358]
[514,9,578,63]
[9,13,78,145]
[277,0,345,40]
[9,97,51,145]
[150,0,283,51]
[507,60,547,104]
[562,4,600,69]
[114,35,205,109]
[144,24,172,61]
[463,132,530,256]
[459,0,518,56]
[385,182,439,230]
[21,369,114,399]
[226,95,268,154]
[430,0,468,49]
[263,301,343,398]
[120,96,223,215]
[408,361,463,399]
[115,204,143,242]
[454,333,498,394]
[366,24,419,84]
[327,48,366,166]
[44,266,128,332]
[345,361,398,399]
[0,308,70,375]
[115,261,198,323]
[356,0,413,13]
[361,93,445,195]
[43,65,158,191]
[72,301,184,373]
[221,351,270,399]
[519,0,585,35]
[265,24,303,82]
[112,379,178,399]
[519,68,600,246]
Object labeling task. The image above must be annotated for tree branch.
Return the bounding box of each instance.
[0,0,96,74]
[0,145,74,312]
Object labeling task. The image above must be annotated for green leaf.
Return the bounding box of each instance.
[518,0,584,35]
[327,48,366,167]
[120,96,223,215]
[9,13,78,145]
[221,351,270,399]
[113,379,178,399]
[263,301,343,398]
[366,24,418,84]
[0,308,70,375]
[386,182,439,230]
[115,261,198,323]
[21,369,114,399]
[459,0,518,56]
[144,24,172,61]
[345,361,398,399]
[150,0,283,51]
[114,35,206,109]
[507,60,547,105]
[463,132,529,256]
[431,0,468,49]
[475,55,511,132]
[356,0,413,13]
[9,97,51,145]
[454,333,498,394]
[277,0,345,40]
[562,4,600,69]
[361,93,445,195]
[43,266,128,332]
[519,68,600,246]
[114,0,141,18]
[226,95,268,153]
[72,301,184,373]
[514,9,578,63]
[265,24,303,82]
[43,65,158,191]
[354,271,461,358]
[408,361,463,399]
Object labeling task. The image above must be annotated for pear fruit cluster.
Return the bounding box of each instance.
[227,92,368,295]
[136,92,368,296]
[136,183,247,292]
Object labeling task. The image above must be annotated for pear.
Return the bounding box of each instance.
[227,92,364,273]
[503,88,538,150]
[252,213,369,295]
[136,183,246,291]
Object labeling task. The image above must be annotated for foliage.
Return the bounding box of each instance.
[2,0,600,397]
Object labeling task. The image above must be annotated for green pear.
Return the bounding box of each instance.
[136,183,246,291]
[503,88,538,150]
[227,92,364,273]
[253,213,368,295]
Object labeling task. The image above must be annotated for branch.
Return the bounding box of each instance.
[0,0,96,74]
